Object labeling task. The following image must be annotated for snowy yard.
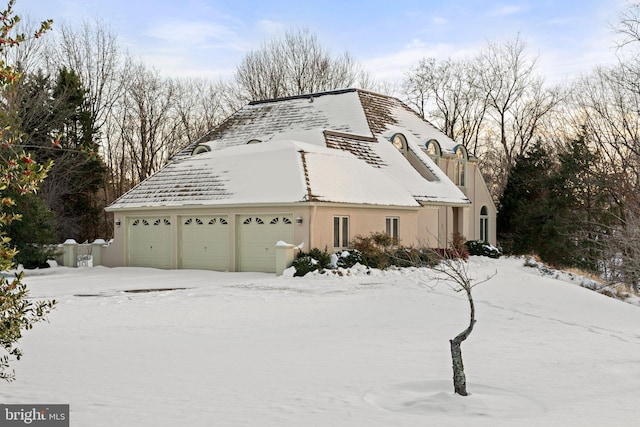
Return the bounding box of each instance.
[3,257,640,426]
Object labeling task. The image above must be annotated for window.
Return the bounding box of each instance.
[454,145,467,187]
[480,206,489,242]
[333,216,349,248]
[423,139,441,166]
[391,133,407,154]
[385,217,399,244]
[192,144,211,155]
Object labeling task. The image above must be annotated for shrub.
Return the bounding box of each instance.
[450,232,467,254]
[17,244,58,269]
[291,232,473,277]
[291,255,320,277]
[387,247,440,268]
[6,192,57,269]
[308,247,331,269]
[292,247,331,276]
[351,233,390,269]
[335,249,364,268]
[370,232,394,248]
[465,240,502,258]
[433,247,469,260]
[523,254,542,267]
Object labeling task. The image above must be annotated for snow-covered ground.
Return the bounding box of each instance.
[3,256,640,426]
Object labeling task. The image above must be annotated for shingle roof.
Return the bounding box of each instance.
[108,89,470,210]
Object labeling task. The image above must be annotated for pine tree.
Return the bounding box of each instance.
[498,135,615,270]
[497,141,554,255]
[5,190,56,268]
[12,66,107,241]
[544,134,614,269]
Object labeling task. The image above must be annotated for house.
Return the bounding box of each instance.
[104,88,496,273]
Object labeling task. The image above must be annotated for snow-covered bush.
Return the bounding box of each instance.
[465,240,502,258]
[291,248,331,276]
[335,249,364,268]
[291,255,320,277]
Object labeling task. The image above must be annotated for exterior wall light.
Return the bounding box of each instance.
[295,217,303,225]
[115,219,121,227]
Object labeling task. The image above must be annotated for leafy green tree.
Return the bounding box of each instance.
[0,0,56,382]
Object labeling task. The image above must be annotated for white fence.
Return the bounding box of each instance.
[57,239,110,268]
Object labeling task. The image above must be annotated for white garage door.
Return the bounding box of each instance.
[180,216,229,271]
[128,217,172,269]
[237,214,294,273]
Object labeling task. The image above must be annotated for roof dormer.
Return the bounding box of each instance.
[192,144,211,155]
[423,139,441,166]
[391,133,408,154]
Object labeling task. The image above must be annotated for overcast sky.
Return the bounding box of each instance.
[17,0,629,85]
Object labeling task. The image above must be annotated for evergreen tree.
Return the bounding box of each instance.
[544,135,614,269]
[498,135,615,270]
[5,190,56,268]
[497,141,554,255]
[13,66,107,242]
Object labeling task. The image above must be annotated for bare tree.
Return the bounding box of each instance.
[235,28,371,101]
[1,15,49,74]
[44,20,129,133]
[173,78,235,144]
[563,3,640,289]
[475,35,560,170]
[100,74,236,204]
[119,63,181,182]
[616,2,640,48]
[571,66,640,180]
[403,57,489,156]
[428,252,494,396]
[402,36,559,200]
[601,206,640,291]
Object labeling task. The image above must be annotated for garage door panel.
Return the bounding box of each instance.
[128,217,172,269]
[237,214,294,273]
[180,216,229,271]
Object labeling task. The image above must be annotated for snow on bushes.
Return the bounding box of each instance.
[465,240,502,258]
[523,255,639,305]
[292,232,466,277]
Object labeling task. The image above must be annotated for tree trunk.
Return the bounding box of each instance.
[450,289,476,396]
[450,332,470,396]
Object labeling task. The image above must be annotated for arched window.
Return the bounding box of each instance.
[192,144,211,155]
[454,145,467,187]
[423,139,441,166]
[247,139,262,144]
[391,133,408,154]
[480,206,489,242]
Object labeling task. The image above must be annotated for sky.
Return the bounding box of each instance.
[16,0,631,86]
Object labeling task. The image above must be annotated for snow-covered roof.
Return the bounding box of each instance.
[109,89,470,210]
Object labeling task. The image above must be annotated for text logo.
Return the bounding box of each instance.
[0,405,69,426]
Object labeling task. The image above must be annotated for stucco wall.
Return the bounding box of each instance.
[439,156,497,245]
[309,205,426,250]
